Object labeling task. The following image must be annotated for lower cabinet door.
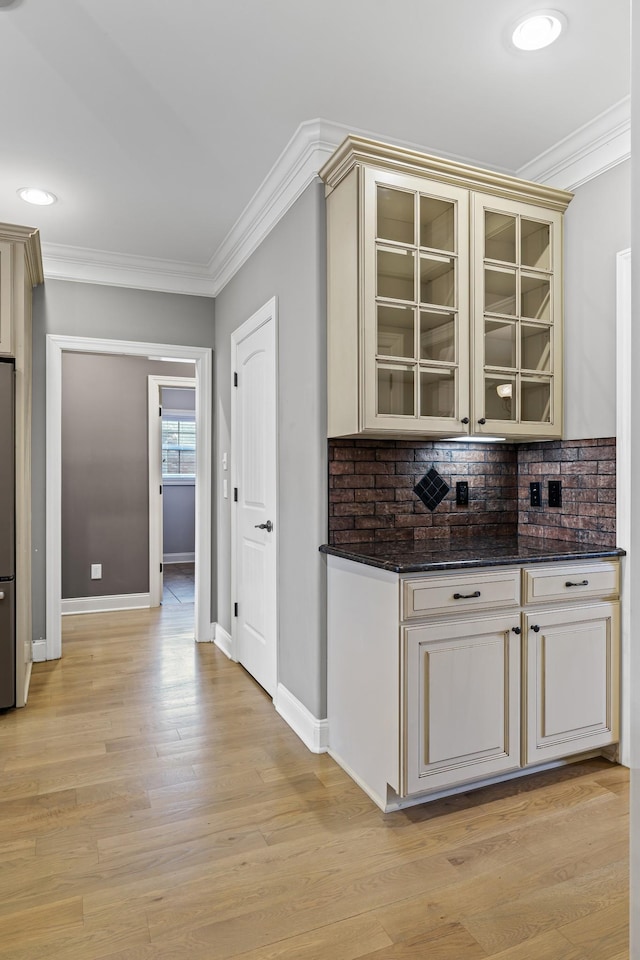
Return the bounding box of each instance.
[524,602,620,765]
[402,614,521,796]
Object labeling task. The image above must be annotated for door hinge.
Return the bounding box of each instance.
[233,372,238,387]
[160,484,163,495]
[233,487,238,502]
[160,563,163,573]
[234,602,238,617]
[159,406,162,417]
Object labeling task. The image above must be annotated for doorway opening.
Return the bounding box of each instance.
[148,375,197,615]
[45,335,212,659]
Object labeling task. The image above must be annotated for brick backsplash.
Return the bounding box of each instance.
[328,437,617,547]
[517,438,616,546]
[328,439,519,545]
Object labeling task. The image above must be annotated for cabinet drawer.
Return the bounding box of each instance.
[402,568,520,620]
[522,561,619,605]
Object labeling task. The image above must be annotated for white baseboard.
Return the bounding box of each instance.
[32,639,48,662]
[61,593,152,615]
[274,683,329,754]
[163,553,195,564]
[212,622,234,658]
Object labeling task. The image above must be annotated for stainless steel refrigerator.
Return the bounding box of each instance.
[0,359,15,709]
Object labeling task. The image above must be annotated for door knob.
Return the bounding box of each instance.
[254,521,273,532]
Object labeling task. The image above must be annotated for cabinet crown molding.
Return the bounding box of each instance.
[0,222,44,287]
[319,136,574,213]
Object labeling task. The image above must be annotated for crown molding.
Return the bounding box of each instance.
[42,243,215,297]
[41,102,631,296]
[207,118,349,296]
[517,96,630,190]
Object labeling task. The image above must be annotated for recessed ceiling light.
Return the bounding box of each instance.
[17,187,57,206]
[511,11,564,51]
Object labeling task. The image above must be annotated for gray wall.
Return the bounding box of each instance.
[163,485,195,558]
[61,352,193,598]
[214,181,328,719]
[32,279,214,638]
[563,159,630,439]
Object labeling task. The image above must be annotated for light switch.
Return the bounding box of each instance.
[223,478,228,499]
[91,563,102,580]
[222,452,228,471]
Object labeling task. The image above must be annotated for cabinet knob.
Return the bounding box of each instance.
[461,417,469,425]
[531,624,541,633]
[477,418,486,425]
[511,626,521,635]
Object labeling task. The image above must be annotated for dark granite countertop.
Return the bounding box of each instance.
[319,536,625,574]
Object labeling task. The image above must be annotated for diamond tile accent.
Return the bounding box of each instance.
[414,467,450,512]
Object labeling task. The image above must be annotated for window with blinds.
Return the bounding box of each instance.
[162,414,196,477]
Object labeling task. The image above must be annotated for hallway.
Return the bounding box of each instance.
[162,561,195,605]
[0,606,629,959]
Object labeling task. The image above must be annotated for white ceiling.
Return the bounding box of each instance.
[0,0,630,294]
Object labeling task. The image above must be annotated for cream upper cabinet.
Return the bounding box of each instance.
[320,136,572,440]
[0,241,14,357]
[472,194,563,437]
[362,168,470,435]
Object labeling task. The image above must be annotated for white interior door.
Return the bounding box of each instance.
[232,299,277,696]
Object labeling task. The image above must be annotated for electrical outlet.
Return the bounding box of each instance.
[91,563,102,580]
[529,482,542,507]
[456,481,469,506]
[548,479,562,507]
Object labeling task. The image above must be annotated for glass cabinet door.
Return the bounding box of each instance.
[363,170,469,433]
[473,194,562,437]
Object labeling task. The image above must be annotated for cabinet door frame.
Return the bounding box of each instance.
[471,193,563,439]
[362,167,470,435]
[523,601,620,765]
[401,612,521,796]
[0,241,14,358]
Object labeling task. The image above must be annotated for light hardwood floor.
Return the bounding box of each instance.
[0,605,629,959]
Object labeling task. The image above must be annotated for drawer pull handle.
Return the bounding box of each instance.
[453,591,481,600]
[511,626,521,635]
[531,624,541,632]
[565,579,589,588]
